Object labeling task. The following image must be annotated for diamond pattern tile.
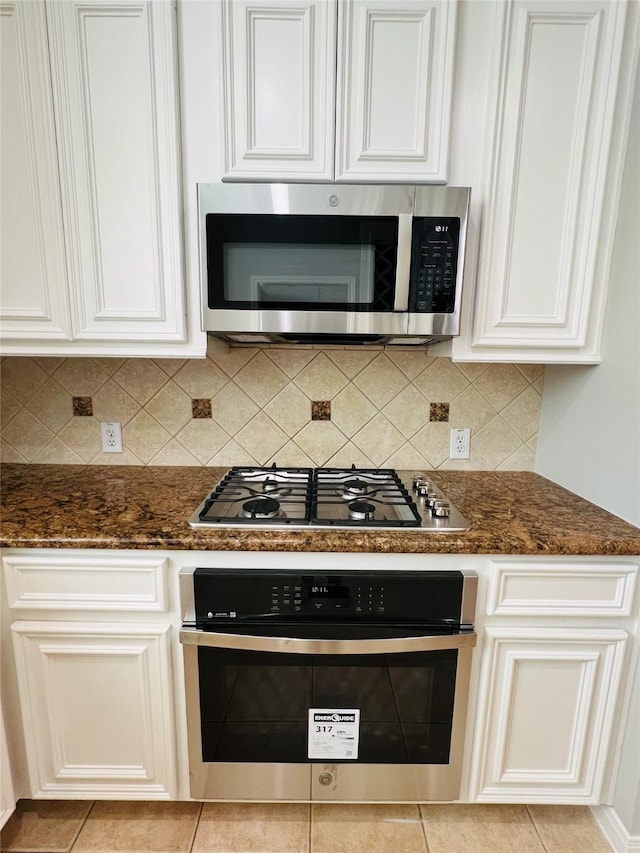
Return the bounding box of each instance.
[449,386,496,432]
[24,379,73,433]
[174,359,228,400]
[351,414,405,467]
[382,385,430,439]
[325,443,375,468]
[292,421,348,466]
[112,360,169,405]
[474,364,529,411]
[2,409,55,461]
[351,353,408,409]
[1,352,543,471]
[211,382,259,435]
[235,412,289,463]
[52,359,109,396]
[234,352,289,407]
[413,358,469,402]
[145,381,193,435]
[293,352,349,400]
[326,349,377,379]
[1,357,48,402]
[386,350,434,380]
[501,386,542,441]
[209,345,259,378]
[474,415,523,468]
[410,422,451,468]
[57,417,102,463]
[176,418,231,464]
[122,411,172,463]
[264,384,311,437]
[267,440,316,468]
[331,385,377,438]
[264,348,316,379]
[92,380,141,426]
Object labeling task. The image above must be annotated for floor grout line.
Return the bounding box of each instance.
[187,801,204,853]
[67,800,96,853]
[524,804,550,853]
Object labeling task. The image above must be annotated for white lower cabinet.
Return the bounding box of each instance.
[470,626,628,802]
[11,621,177,799]
[467,557,638,804]
[3,551,178,800]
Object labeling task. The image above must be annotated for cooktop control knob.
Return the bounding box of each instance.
[432,499,451,518]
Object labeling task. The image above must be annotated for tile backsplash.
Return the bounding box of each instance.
[0,345,543,469]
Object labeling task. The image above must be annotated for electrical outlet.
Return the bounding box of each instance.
[101,421,123,453]
[449,427,470,459]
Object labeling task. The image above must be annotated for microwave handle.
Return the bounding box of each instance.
[179,626,476,655]
[393,214,413,311]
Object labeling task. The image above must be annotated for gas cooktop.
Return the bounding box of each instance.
[189,466,470,532]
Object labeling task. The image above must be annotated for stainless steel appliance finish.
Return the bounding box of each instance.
[189,467,470,532]
[198,183,470,345]
[179,567,478,802]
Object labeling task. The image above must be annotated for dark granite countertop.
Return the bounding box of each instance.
[1,464,639,556]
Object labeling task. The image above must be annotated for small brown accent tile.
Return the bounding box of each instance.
[192,398,212,419]
[311,401,331,421]
[430,402,449,422]
[72,396,93,416]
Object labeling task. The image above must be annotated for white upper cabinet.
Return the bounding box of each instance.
[222,0,337,181]
[0,2,72,343]
[220,0,455,183]
[336,0,456,182]
[0,0,206,357]
[446,0,639,363]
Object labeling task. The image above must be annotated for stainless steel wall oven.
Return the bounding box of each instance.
[179,567,477,802]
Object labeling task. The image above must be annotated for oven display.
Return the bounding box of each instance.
[309,584,348,599]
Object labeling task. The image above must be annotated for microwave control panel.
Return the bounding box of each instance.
[410,217,461,313]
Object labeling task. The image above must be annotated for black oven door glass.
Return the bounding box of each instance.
[197,646,457,764]
[206,214,399,312]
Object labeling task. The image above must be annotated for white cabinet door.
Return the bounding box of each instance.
[0,1,71,343]
[336,0,455,182]
[0,1,206,357]
[452,0,637,363]
[222,0,337,181]
[11,621,177,799]
[220,0,455,183]
[470,627,628,802]
[46,0,186,347]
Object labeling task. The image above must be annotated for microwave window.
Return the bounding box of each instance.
[223,244,375,305]
[206,214,399,312]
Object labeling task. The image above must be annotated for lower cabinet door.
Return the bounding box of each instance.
[11,621,177,799]
[469,627,628,803]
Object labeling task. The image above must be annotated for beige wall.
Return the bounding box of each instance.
[0,344,542,470]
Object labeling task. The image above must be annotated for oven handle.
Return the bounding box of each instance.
[179,627,476,655]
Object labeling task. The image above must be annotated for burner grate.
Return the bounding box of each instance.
[191,464,469,531]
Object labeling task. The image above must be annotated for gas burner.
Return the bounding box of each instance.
[190,466,470,531]
[348,500,376,521]
[341,478,369,498]
[242,497,281,519]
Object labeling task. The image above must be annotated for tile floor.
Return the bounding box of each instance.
[0,800,613,853]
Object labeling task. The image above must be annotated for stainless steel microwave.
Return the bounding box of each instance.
[198,183,470,345]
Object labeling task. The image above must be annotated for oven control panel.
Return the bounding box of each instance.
[192,569,467,624]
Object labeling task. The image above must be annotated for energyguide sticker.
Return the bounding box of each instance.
[308,709,360,760]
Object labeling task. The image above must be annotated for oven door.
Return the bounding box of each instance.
[179,626,476,802]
